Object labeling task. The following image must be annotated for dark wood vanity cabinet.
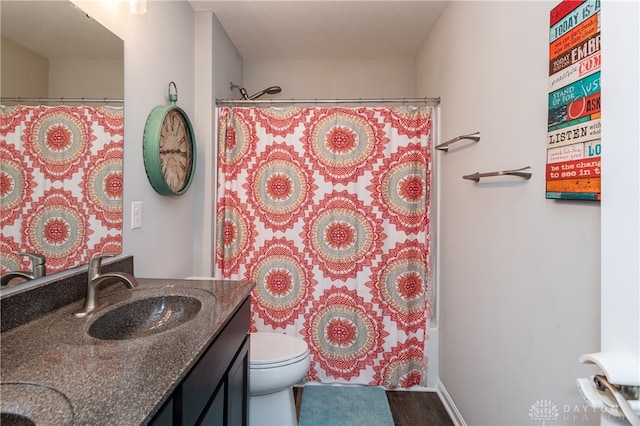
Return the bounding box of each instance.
[151,298,250,426]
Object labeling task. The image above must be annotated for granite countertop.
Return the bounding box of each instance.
[0,278,255,425]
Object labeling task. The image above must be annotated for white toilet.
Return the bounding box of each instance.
[249,332,310,426]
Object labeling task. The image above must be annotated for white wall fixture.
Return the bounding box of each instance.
[462,166,532,182]
[577,352,640,425]
[435,131,480,152]
[131,201,142,230]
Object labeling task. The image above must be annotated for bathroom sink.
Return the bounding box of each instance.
[0,382,73,426]
[87,295,202,340]
[1,412,35,425]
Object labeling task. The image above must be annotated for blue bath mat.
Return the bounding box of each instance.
[299,385,394,426]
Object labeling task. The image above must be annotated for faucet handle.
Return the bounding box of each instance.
[88,253,116,272]
[19,252,46,278]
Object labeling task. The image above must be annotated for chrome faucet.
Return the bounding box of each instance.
[73,254,138,318]
[0,252,46,287]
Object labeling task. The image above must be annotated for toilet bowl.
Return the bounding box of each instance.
[249,332,310,426]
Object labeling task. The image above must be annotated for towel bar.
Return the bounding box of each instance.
[463,166,532,182]
[435,131,480,152]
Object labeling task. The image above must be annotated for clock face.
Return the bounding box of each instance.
[160,109,193,193]
[143,101,196,196]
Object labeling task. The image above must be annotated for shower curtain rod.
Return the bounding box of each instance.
[1,97,123,104]
[216,97,440,106]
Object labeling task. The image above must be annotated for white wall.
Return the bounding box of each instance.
[72,1,197,278]
[1,37,49,97]
[600,0,640,361]
[417,1,603,424]
[1,37,122,99]
[49,59,124,99]
[243,58,416,99]
[192,11,243,276]
[73,1,242,279]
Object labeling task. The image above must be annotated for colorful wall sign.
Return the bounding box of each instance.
[546,0,601,200]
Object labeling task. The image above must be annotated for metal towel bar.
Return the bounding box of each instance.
[435,131,480,152]
[463,166,532,182]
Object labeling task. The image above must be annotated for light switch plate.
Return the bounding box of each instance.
[131,201,142,229]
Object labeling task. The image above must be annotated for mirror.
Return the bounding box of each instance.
[0,1,124,292]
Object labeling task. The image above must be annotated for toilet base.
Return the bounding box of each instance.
[249,387,297,426]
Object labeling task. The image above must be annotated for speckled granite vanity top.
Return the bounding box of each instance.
[1,278,255,425]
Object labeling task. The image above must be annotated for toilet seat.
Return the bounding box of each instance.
[250,332,309,369]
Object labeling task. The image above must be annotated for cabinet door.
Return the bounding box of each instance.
[182,300,250,425]
[150,298,251,426]
[227,336,249,426]
[198,336,249,426]
[199,383,225,426]
[149,397,173,426]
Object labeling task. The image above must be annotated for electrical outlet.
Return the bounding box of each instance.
[131,201,142,229]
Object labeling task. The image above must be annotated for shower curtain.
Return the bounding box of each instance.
[0,104,123,274]
[216,106,433,388]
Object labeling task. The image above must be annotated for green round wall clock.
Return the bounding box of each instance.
[143,81,196,196]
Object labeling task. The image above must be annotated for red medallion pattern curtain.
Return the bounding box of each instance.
[216,106,433,388]
[1,105,123,275]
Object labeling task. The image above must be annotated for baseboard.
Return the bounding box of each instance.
[387,385,439,392]
[437,380,467,426]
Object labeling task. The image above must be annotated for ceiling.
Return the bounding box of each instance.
[1,1,447,61]
[1,0,123,60]
[189,1,449,60]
